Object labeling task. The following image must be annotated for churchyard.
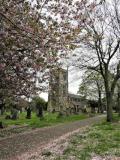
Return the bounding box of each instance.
[0,112,88,130]
[1,0,120,159]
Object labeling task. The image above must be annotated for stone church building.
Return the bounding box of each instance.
[48,68,87,115]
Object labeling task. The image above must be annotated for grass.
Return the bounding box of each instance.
[57,115,120,160]
[0,112,88,128]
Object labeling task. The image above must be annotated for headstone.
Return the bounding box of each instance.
[0,121,4,129]
[26,107,31,119]
[11,108,19,120]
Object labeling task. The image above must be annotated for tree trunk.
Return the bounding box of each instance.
[106,91,113,122]
[103,65,113,122]
[98,89,103,113]
[118,92,120,117]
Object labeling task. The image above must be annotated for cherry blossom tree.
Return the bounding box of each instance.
[0,0,70,104]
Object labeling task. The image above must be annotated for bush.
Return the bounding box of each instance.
[32,96,47,111]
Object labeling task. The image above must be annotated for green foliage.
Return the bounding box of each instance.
[32,96,47,111]
[78,70,104,100]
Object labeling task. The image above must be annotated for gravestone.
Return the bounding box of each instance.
[11,107,19,120]
[0,121,4,129]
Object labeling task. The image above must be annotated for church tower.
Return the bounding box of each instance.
[48,68,69,113]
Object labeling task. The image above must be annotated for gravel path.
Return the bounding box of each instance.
[0,115,105,160]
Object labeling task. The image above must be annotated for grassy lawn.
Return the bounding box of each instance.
[57,115,120,160]
[0,112,88,128]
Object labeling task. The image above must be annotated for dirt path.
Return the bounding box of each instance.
[0,115,105,160]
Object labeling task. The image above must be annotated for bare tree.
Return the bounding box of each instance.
[116,80,120,116]
[67,0,120,121]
